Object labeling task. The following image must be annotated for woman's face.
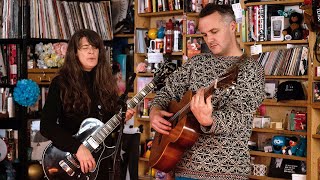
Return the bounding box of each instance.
[77,37,99,71]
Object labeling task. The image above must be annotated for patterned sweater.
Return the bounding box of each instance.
[151,53,265,179]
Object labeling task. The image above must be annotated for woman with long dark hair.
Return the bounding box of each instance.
[40,29,135,179]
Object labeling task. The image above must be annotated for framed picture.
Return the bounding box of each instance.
[313,82,320,102]
[271,16,284,41]
[187,37,203,58]
[265,80,279,99]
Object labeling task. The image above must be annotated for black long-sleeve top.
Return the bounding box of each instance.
[40,71,115,154]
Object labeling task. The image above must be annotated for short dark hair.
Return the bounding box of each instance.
[199,4,236,22]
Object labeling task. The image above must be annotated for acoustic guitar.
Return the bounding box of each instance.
[149,65,239,173]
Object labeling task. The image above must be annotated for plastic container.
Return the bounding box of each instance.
[292,174,306,180]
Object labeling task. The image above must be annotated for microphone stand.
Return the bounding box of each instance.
[110,73,136,180]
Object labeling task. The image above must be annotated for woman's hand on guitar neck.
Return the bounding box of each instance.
[190,88,214,127]
[125,108,136,121]
[76,144,96,174]
[150,106,173,135]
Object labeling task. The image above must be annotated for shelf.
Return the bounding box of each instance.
[26,38,68,43]
[128,92,135,98]
[186,33,239,38]
[250,151,307,161]
[265,75,308,80]
[137,117,150,122]
[139,157,149,161]
[26,38,112,45]
[136,52,183,57]
[171,51,183,56]
[139,176,154,180]
[186,12,199,17]
[0,84,16,88]
[138,10,183,17]
[0,38,23,44]
[312,134,320,139]
[262,99,308,107]
[146,93,156,98]
[186,34,203,38]
[248,175,289,180]
[28,68,59,73]
[137,72,154,77]
[314,77,320,81]
[114,34,134,38]
[243,40,308,46]
[244,0,304,7]
[0,118,20,130]
[131,93,156,99]
[311,103,320,109]
[252,128,307,136]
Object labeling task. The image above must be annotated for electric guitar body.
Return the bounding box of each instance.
[42,118,114,180]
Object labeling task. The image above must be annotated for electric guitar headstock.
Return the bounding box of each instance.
[152,60,176,91]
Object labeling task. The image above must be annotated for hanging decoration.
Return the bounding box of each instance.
[13,79,40,107]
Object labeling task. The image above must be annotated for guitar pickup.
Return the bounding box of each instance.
[59,160,75,177]
[86,137,99,150]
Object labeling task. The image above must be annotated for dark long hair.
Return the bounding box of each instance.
[58,29,119,114]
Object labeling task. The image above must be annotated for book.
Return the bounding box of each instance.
[114,54,127,94]
[265,80,278,99]
[187,37,203,58]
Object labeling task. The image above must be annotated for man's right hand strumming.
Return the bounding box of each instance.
[150,106,173,135]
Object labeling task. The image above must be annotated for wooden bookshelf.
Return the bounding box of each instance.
[312,134,320,139]
[265,75,308,80]
[138,10,183,17]
[244,0,304,7]
[262,99,308,107]
[136,117,150,122]
[139,157,150,162]
[243,40,308,46]
[252,128,307,136]
[248,175,289,180]
[114,34,134,38]
[250,151,307,161]
[137,72,154,77]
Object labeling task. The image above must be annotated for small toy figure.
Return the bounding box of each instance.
[136,62,148,73]
[282,137,298,155]
[282,12,304,40]
[272,135,286,154]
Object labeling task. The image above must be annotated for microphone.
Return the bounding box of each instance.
[119,73,136,107]
[125,73,136,94]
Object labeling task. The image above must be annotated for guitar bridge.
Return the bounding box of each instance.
[66,153,80,168]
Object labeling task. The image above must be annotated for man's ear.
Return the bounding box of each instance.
[230,21,237,32]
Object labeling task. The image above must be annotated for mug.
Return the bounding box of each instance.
[149,38,164,53]
[253,164,267,176]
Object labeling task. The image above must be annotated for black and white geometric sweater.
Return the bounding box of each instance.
[151,53,265,180]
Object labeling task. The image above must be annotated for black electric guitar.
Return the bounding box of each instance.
[41,62,176,180]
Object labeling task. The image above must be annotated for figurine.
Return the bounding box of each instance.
[282,12,304,40]
[282,137,298,155]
